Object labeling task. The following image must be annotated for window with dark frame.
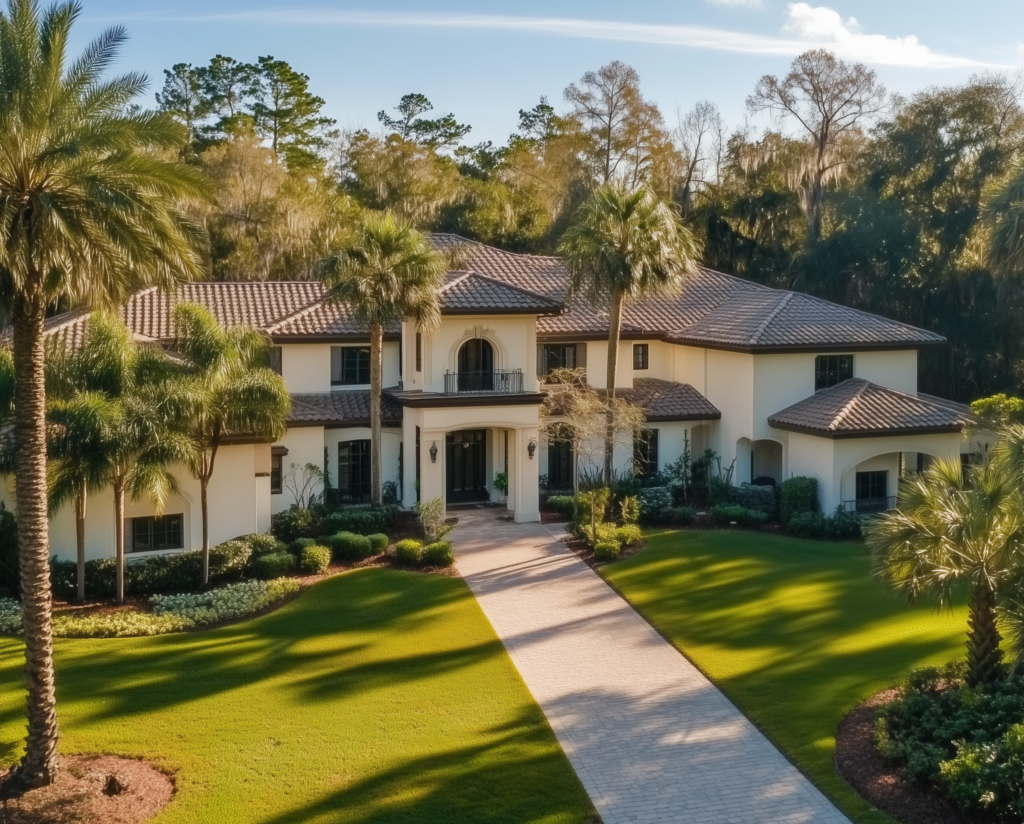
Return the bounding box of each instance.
[856,471,888,503]
[633,343,649,370]
[270,455,282,494]
[542,343,577,376]
[338,440,372,502]
[268,346,283,376]
[130,514,184,553]
[415,332,422,372]
[547,439,574,491]
[814,354,854,391]
[331,347,371,385]
[634,429,659,476]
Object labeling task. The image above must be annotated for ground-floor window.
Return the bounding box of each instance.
[338,440,371,503]
[129,514,184,553]
[634,429,659,477]
[855,470,889,512]
[270,454,282,494]
[547,438,574,492]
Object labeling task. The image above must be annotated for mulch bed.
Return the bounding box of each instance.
[834,689,981,824]
[0,756,173,824]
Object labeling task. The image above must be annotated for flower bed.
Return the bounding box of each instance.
[0,578,301,638]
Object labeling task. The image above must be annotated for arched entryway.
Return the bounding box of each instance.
[446,429,490,503]
[457,339,494,392]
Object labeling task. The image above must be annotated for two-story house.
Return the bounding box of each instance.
[3,234,985,564]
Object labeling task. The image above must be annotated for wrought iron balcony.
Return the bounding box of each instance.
[843,496,896,514]
[444,369,524,395]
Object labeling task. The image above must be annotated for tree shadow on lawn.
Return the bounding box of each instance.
[254,708,596,824]
[1,570,504,727]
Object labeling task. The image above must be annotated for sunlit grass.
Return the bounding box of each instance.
[601,529,967,824]
[0,570,594,824]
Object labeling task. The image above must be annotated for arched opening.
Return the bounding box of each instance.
[751,440,783,485]
[457,339,494,392]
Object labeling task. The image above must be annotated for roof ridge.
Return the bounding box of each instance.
[748,292,794,345]
[439,272,473,293]
[828,379,871,431]
[429,232,562,262]
[264,289,333,334]
[456,270,563,306]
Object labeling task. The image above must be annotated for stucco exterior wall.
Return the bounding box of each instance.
[421,315,541,394]
[271,426,327,514]
[581,340,634,391]
[280,344,331,393]
[854,350,917,394]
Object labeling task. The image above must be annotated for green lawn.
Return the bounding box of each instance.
[0,569,594,824]
[601,529,968,824]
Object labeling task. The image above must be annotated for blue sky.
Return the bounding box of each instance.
[78,1,1024,145]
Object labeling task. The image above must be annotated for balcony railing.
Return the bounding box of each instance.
[843,496,896,515]
[444,369,524,395]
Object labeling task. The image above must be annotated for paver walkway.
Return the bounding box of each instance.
[452,508,851,824]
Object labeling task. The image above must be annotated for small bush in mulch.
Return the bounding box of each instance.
[423,541,455,568]
[0,755,174,824]
[395,539,423,566]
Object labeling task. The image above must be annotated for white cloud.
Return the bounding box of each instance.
[123,7,998,70]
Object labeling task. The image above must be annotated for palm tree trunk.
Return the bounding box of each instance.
[113,480,126,605]
[967,579,1004,687]
[369,322,383,508]
[76,487,87,603]
[11,301,59,788]
[604,291,624,484]
[201,475,210,585]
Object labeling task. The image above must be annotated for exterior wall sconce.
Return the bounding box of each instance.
[429,442,438,463]
[527,439,536,459]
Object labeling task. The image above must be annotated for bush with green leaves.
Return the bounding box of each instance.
[594,541,620,561]
[778,477,819,526]
[733,483,777,516]
[616,525,643,547]
[291,537,318,554]
[251,539,289,560]
[251,551,296,580]
[323,506,398,536]
[415,498,453,542]
[235,533,279,557]
[711,504,769,528]
[786,506,862,541]
[366,533,389,554]
[300,545,331,574]
[423,541,455,567]
[270,506,324,543]
[546,495,575,517]
[395,539,423,566]
[875,664,1024,818]
[577,522,619,549]
[637,486,672,516]
[619,495,641,525]
[644,506,697,526]
[329,532,373,561]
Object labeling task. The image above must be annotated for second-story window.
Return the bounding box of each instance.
[814,354,854,391]
[331,346,370,385]
[415,332,422,372]
[268,346,282,376]
[541,343,578,378]
[633,343,649,370]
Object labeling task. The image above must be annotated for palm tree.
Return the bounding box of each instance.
[865,455,1024,687]
[171,303,290,584]
[984,158,1024,278]
[319,211,446,506]
[559,184,702,481]
[0,0,209,787]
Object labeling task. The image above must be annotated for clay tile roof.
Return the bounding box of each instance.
[266,296,401,338]
[430,234,569,301]
[617,379,721,421]
[768,379,974,439]
[439,271,564,314]
[288,391,403,428]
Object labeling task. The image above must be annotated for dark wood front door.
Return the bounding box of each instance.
[446,430,489,503]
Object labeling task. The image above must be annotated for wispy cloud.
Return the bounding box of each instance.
[120,6,997,70]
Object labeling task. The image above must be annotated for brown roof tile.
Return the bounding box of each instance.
[768,379,974,438]
[618,379,721,421]
[288,391,403,428]
[439,271,564,314]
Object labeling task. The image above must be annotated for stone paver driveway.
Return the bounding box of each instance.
[452,508,851,824]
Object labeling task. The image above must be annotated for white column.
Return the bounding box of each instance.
[506,429,518,513]
[401,409,419,509]
[421,429,446,510]
[514,426,540,523]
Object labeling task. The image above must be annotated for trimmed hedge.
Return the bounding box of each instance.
[329,532,373,561]
[235,533,279,557]
[423,541,455,567]
[733,483,776,515]
[546,495,575,517]
[711,504,769,528]
[270,505,399,544]
[576,522,619,549]
[786,506,862,541]
[251,552,295,580]
[779,477,819,526]
[645,506,696,526]
[300,545,332,574]
[252,539,289,560]
[366,533,389,554]
[594,541,620,561]
[395,539,423,566]
[291,537,318,554]
[615,525,643,547]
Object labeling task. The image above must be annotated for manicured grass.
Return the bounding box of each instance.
[601,529,968,824]
[0,570,594,824]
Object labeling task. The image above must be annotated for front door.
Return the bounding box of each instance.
[446,430,489,503]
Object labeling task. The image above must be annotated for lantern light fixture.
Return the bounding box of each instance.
[429,441,438,463]
[527,439,536,459]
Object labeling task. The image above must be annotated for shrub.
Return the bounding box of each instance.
[330,532,373,561]
[322,506,398,536]
[616,525,643,547]
[271,506,324,543]
[423,541,455,567]
[150,579,300,628]
[415,498,453,542]
[733,483,777,516]
[593,541,620,561]
[209,541,252,583]
[0,597,21,633]
[300,545,331,574]
[637,486,672,517]
[577,488,611,526]
[785,506,862,541]
[619,496,641,525]
[252,540,289,560]
[644,506,696,526]
[291,537,318,554]
[778,477,819,526]
[577,522,619,549]
[235,533,278,557]
[786,511,826,539]
[395,539,423,565]
[366,533,389,554]
[546,495,575,517]
[251,551,295,580]
[711,504,768,528]
[0,509,18,598]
